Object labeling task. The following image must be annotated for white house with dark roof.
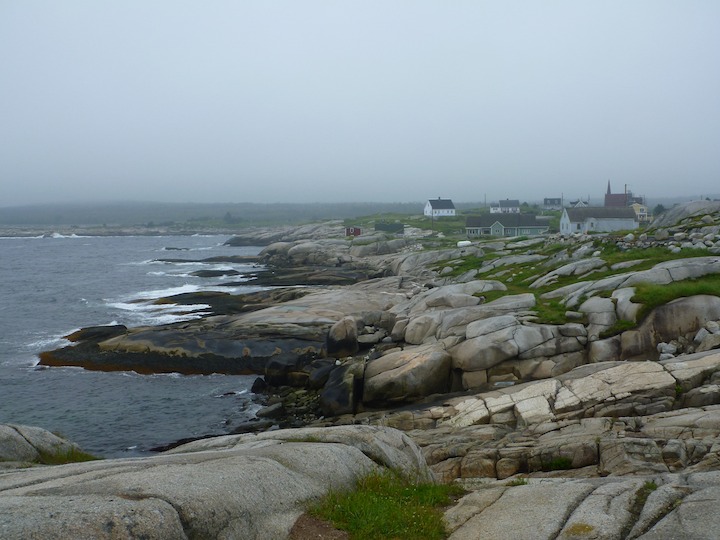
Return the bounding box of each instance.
[424,198,456,217]
[490,199,521,214]
[560,207,638,235]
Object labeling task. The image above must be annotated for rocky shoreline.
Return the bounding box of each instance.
[4,199,720,538]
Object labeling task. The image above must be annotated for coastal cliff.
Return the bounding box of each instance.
[11,200,720,538]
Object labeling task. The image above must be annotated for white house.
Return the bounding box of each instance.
[424,198,456,217]
[490,199,520,214]
[560,207,638,235]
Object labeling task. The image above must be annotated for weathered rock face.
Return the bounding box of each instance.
[0,424,83,464]
[326,316,359,358]
[324,351,720,484]
[40,280,412,385]
[363,343,452,404]
[444,472,720,540]
[0,425,431,540]
[619,295,720,360]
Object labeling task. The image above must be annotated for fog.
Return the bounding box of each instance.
[1,1,719,207]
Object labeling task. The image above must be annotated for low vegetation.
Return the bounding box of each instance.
[309,470,464,540]
[431,232,717,331]
[37,446,99,465]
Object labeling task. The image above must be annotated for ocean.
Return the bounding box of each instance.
[0,233,265,458]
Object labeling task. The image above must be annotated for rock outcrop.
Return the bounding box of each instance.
[0,425,430,539]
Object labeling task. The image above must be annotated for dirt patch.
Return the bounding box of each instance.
[289,513,349,539]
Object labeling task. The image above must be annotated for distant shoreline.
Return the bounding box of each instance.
[0,225,245,238]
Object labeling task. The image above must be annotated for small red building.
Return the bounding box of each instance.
[345,226,362,237]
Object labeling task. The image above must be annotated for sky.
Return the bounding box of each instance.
[1,1,719,207]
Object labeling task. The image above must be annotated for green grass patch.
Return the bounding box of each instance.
[632,274,720,320]
[309,470,465,540]
[543,456,573,471]
[506,478,528,486]
[533,298,569,324]
[599,318,637,338]
[634,480,659,509]
[37,446,100,465]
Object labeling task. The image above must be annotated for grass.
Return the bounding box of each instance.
[599,319,637,338]
[37,446,99,465]
[632,274,720,320]
[506,477,528,486]
[309,470,465,540]
[634,480,658,509]
[543,456,573,471]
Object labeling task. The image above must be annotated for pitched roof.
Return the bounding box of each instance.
[491,199,521,208]
[565,207,637,221]
[466,214,546,228]
[604,193,630,207]
[427,198,455,209]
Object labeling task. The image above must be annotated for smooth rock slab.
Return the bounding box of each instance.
[449,481,593,540]
[0,426,430,540]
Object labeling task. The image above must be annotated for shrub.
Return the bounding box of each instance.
[309,470,464,540]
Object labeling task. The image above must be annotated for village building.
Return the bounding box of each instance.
[424,198,456,217]
[543,197,563,210]
[604,181,645,207]
[568,199,589,208]
[630,202,649,223]
[466,214,549,237]
[489,199,521,214]
[560,207,638,235]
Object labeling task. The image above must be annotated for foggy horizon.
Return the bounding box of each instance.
[2,2,719,207]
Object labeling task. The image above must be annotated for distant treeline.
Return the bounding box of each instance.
[0,201,477,227]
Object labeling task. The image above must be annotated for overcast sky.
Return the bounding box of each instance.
[1,1,718,207]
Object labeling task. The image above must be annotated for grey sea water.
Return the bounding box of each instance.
[0,234,264,458]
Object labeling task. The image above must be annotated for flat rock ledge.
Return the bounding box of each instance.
[445,471,720,539]
[0,425,430,540]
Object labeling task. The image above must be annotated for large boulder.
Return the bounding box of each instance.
[620,295,720,360]
[363,344,452,404]
[0,424,84,464]
[326,316,359,358]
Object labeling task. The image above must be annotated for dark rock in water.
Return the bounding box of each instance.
[64,325,127,342]
[256,402,285,418]
[230,419,275,434]
[251,377,268,393]
[226,267,378,287]
[155,255,260,264]
[153,288,313,316]
[39,331,325,382]
[189,269,241,278]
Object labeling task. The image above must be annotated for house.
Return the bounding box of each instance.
[345,226,362,237]
[375,222,404,235]
[489,199,521,214]
[543,197,563,210]
[424,198,456,217]
[560,207,638,235]
[630,203,649,223]
[465,214,549,237]
[568,199,589,208]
